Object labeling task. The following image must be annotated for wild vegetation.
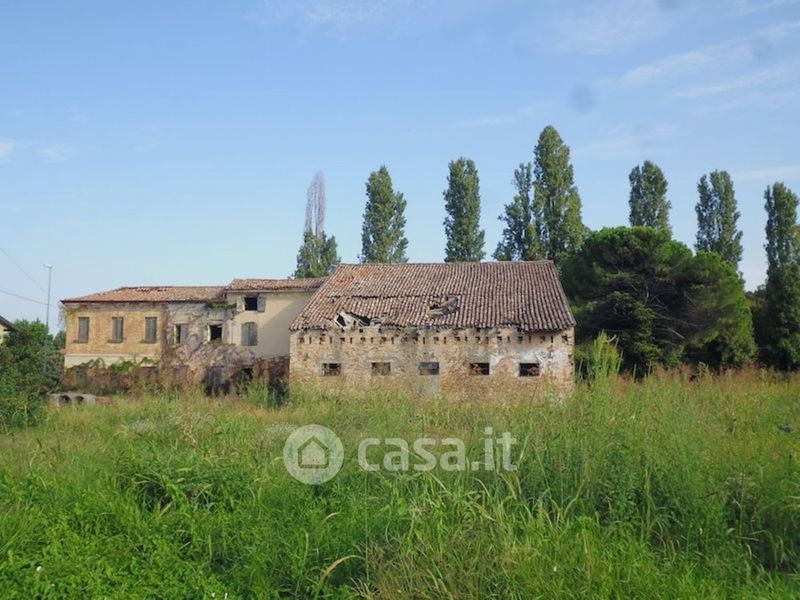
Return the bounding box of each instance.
[0,360,798,597]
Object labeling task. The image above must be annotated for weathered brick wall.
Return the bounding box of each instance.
[64,303,167,367]
[289,326,574,397]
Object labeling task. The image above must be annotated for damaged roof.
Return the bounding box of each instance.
[62,286,225,303]
[226,278,327,292]
[290,261,576,332]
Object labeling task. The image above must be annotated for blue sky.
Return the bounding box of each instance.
[2,0,800,327]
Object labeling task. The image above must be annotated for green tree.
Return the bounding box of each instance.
[494,162,541,261]
[562,227,754,374]
[762,183,800,369]
[293,172,340,278]
[0,320,61,429]
[628,161,670,232]
[294,230,340,278]
[360,166,408,263]
[443,157,485,262]
[695,170,743,268]
[533,125,584,262]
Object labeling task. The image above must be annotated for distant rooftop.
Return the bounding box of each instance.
[62,286,225,303]
[226,278,327,292]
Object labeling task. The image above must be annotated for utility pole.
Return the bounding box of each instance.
[44,264,53,331]
[43,264,53,378]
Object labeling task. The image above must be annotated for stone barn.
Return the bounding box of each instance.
[288,261,576,396]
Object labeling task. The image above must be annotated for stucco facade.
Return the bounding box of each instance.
[62,281,323,373]
[227,290,317,358]
[0,315,14,344]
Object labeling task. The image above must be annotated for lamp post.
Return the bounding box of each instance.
[43,264,53,332]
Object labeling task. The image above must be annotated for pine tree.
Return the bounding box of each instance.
[494,163,541,261]
[533,125,584,262]
[293,172,340,278]
[695,170,743,268]
[443,157,485,262]
[628,161,670,232]
[360,166,408,263]
[763,183,800,370]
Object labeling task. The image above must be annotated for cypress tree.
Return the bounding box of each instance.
[763,183,800,369]
[533,125,584,262]
[494,163,541,261]
[360,166,408,263]
[628,160,670,232]
[443,157,485,262]
[695,170,743,268]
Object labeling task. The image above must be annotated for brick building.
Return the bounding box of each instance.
[289,261,575,395]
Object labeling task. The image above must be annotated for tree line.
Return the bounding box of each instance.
[293,125,800,373]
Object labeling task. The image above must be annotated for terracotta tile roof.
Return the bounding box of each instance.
[226,278,327,292]
[62,286,225,303]
[0,315,14,331]
[290,262,575,332]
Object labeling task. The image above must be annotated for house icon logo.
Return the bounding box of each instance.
[283,425,344,484]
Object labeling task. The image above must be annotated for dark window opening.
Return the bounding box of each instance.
[175,324,188,345]
[241,322,258,346]
[209,324,223,342]
[144,317,158,343]
[244,296,259,311]
[519,362,541,377]
[371,362,391,376]
[562,334,569,343]
[470,362,490,375]
[111,317,124,343]
[419,362,440,376]
[322,363,341,376]
[77,317,90,342]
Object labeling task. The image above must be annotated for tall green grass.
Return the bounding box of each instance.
[0,370,798,598]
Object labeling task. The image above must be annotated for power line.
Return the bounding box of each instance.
[0,246,57,306]
[0,288,49,307]
[0,247,49,295]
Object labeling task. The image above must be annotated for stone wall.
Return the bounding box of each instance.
[289,326,574,398]
[64,302,167,367]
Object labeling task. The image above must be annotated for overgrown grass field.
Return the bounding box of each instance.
[1,370,799,598]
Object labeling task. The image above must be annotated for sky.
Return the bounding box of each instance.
[2,0,800,329]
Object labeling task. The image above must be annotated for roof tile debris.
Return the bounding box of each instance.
[290,261,575,332]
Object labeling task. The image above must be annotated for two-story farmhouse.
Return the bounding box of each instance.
[289,261,575,394]
[61,279,325,373]
[61,262,575,392]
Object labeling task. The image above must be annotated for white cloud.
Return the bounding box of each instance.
[734,0,800,15]
[0,139,15,159]
[258,0,429,32]
[672,63,798,98]
[736,163,800,181]
[604,19,800,89]
[573,124,683,161]
[38,143,74,161]
[450,102,553,129]
[550,0,675,55]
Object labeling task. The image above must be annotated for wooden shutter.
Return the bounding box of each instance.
[257,295,266,312]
